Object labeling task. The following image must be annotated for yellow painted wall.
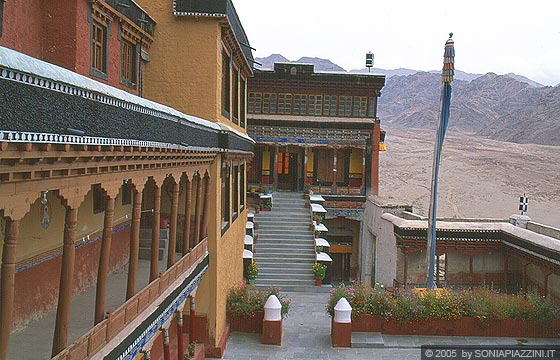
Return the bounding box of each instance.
[349,149,363,175]
[193,155,245,348]
[8,187,131,262]
[262,149,270,171]
[133,2,220,122]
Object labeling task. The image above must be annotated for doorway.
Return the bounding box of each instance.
[277,151,298,190]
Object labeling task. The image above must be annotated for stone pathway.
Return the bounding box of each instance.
[222,291,560,360]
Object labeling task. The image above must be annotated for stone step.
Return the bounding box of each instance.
[139,247,165,261]
[254,258,315,265]
[351,332,385,348]
[258,266,314,273]
[258,273,315,280]
[140,228,169,239]
[254,253,314,259]
[254,284,333,293]
[139,238,167,248]
[255,244,314,249]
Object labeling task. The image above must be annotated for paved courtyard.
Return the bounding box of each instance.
[222,291,560,360]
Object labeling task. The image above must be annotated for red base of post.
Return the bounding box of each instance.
[262,319,282,346]
[331,321,352,347]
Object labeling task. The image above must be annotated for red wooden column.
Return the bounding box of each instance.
[522,262,529,292]
[150,184,161,282]
[182,177,192,254]
[189,295,196,348]
[127,188,142,299]
[331,149,337,194]
[544,272,552,297]
[199,174,210,240]
[167,181,180,269]
[95,196,115,324]
[436,255,441,288]
[193,174,202,245]
[503,254,509,293]
[162,328,171,360]
[176,312,184,360]
[52,206,78,357]
[0,218,19,360]
[403,250,408,289]
[272,145,279,191]
[361,151,366,195]
[303,147,308,185]
[469,254,474,287]
[371,122,380,195]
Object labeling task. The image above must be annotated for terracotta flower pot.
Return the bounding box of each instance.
[315,279,322,286]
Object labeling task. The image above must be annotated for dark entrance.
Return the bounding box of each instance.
[277,152,298,190]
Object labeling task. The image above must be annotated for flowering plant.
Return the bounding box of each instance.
[226,284,291,319]
[326,282,560,325]
[312,262,327,280]
[247,262,258,280]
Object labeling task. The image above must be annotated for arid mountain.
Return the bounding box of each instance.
[379,72,560,146]
[255,54,345,72]
[255,54,290,69]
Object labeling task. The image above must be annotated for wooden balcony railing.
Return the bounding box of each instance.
[53,238,208,360]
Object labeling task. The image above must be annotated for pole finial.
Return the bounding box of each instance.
[442,33,455,83]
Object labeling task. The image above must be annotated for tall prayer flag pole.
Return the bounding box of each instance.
[426,33,455,290]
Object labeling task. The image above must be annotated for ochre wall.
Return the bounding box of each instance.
[132,2,220,121]
[195,156,245,353]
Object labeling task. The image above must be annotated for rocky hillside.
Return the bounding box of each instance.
[255,55,345,72]
[379,72,560,146]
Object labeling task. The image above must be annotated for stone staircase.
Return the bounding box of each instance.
[139,227,169,261]
[253,191,328,292]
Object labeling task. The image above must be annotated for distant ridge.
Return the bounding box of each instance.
[252,54,558,146]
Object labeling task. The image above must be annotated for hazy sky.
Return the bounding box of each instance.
[234,0,560,86]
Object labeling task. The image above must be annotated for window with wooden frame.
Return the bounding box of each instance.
[323,95,337,116]
[232,67,239,124]
[232,165,239,220]
[262,93,277,114]
[221,165,231,230]
[240,79,246,128]
[92,22,107,75]
[338,96,352,117]
[309,95,323,115]
[240,164,245,208]
[277,93,292,114]
[221,49,231,117]
[248,92,262,113]
[368,97,376,118]
[93,184,106,214]
[121,40,136,86]
[353,96,367,117]
[294,94,307,115]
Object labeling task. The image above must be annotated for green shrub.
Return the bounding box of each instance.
[326,282,560,325]
[226,284,290,319]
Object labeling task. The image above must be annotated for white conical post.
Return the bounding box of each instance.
[264,295,282,321]
[334,297,352,323]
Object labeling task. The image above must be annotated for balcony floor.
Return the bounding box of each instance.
[9,254,182,360]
